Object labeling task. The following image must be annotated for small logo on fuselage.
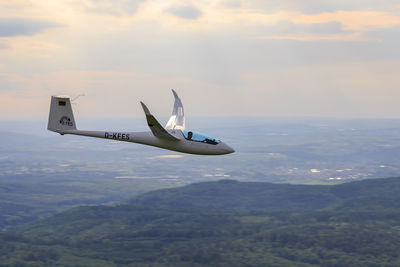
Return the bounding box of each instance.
[59,116,73,127]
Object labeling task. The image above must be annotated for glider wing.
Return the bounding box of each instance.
[140,102,180,141]
[165,89,185,130]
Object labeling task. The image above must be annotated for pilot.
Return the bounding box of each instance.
[188,131,193,140]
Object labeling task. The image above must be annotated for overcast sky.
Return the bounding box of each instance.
[1,0,400,119]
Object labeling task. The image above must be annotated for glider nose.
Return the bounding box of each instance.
[220,142,235,154]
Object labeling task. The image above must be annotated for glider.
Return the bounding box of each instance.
[47,90,234,155]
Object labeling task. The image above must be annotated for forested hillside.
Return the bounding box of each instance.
[2,177,400,266]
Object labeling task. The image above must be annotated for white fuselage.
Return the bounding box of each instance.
[62,129,235,155]
[47,94,235,155]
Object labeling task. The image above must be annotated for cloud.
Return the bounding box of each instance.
[257,21,360,41]
[293,10,400,31]
[165,5,203,19]
[243,0,400,14]
[82,0,146,16]
[0,18,60,37]
[2,61,400,119]
[299,21,343,34]
[152,3,400,42]
[272,21,343,35]
[262,32,365,41]
[222,1,242,9]
[1,1,400,119]
[0,42,8,49]
[240,61,400,117]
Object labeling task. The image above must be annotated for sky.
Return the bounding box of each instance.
[0,0,400,119]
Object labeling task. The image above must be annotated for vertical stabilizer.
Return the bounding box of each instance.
[47,96,77,133]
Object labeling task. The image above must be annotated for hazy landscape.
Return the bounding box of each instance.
[3,117,400,185]
[1,117,400,265]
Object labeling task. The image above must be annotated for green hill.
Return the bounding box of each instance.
[2,177,400,266]
[130,177,400,211]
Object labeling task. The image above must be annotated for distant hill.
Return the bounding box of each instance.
[130,177,400,211]
[2,177,400,266]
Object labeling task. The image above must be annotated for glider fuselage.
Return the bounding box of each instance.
[62,129,234,155]
[48,90,234,155]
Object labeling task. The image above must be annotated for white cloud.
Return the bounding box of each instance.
[165,5,203,19]
[242,0,400,14]
[1,0,400,119]
[82,0,146,16]
[0,17,61,37]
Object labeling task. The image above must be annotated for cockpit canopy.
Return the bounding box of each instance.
[181,130,220,145]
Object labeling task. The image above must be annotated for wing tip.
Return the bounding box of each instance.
[171,89,178,98]
[140,101,151,115]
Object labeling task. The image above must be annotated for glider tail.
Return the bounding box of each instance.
[47,96,77,134]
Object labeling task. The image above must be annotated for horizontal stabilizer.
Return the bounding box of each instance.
[140,102,180,141]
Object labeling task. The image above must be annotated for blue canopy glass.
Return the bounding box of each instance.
[181,130,220,145]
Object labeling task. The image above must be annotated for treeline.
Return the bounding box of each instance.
[1,208,400,265]
[1,178,400,266]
